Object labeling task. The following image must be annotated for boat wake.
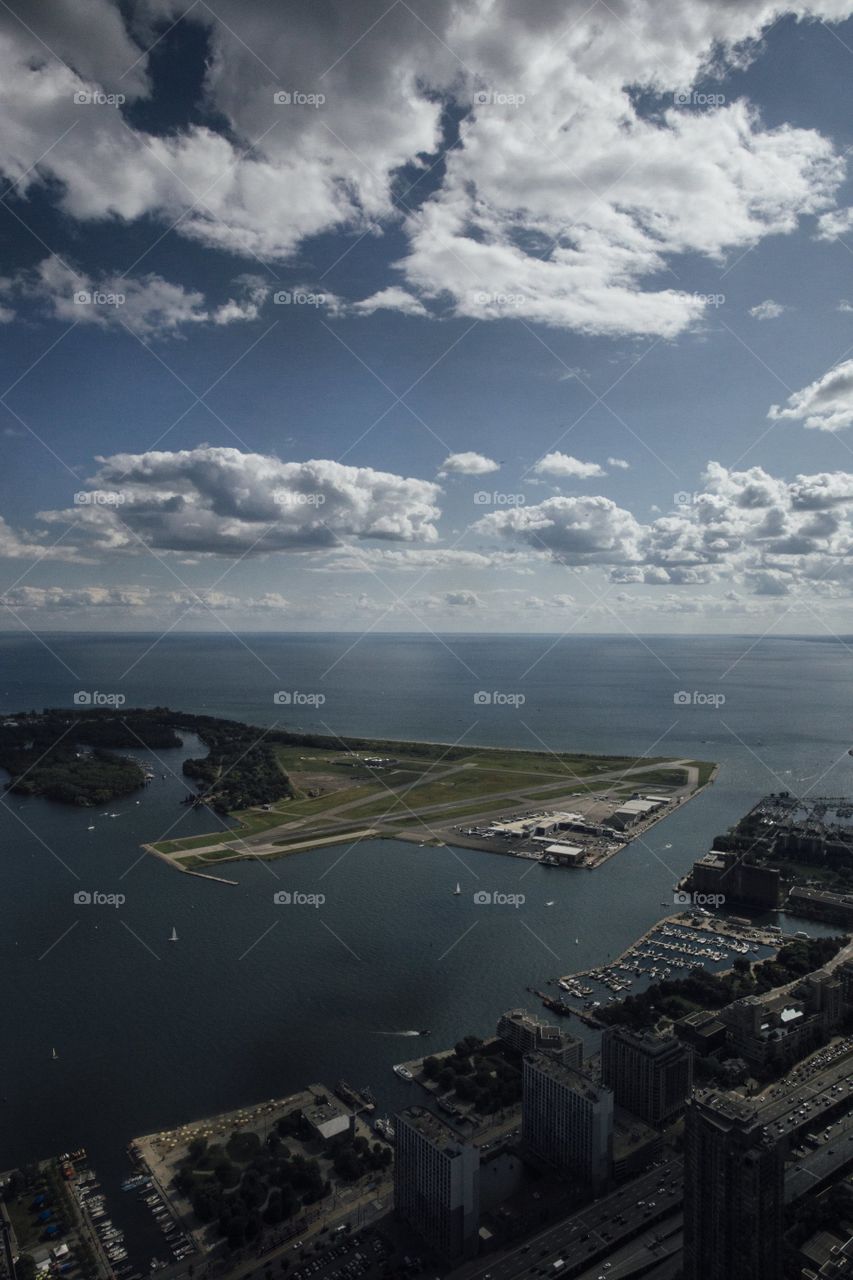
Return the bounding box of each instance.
[376,1030,427,1037]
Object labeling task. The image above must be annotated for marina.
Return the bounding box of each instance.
[543,912,784,1017]
[71,1158,142,1278]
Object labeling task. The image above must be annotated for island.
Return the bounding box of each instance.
[0,709,181,806]
[0,707,715,872]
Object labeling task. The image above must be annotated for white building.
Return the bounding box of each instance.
[542,842,584,864]
[611,798,665,830]
[304,1092,351,1140]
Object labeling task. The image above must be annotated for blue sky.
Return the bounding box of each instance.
[5,0,853,635]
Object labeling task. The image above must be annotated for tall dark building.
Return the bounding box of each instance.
[522,1053,613,1192]
[600,1027,692,1124]
[394,1107,480,1264]
[684,1093,783,1280]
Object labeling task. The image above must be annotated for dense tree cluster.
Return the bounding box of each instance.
[3,747,145,806]
[422,1037,521,1113]
[0,708,180,805]
[0,707,294,812]
[329,1135,391,1182]
[175,1130,329,1251]
[180,717,292,811]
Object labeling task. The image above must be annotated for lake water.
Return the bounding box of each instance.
[1,631,851,1252]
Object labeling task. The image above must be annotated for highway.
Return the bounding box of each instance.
[785,1110,853,1202]
[450,1160,683,1280]
[755,1040,853,1137]
[573,1215,682,1280]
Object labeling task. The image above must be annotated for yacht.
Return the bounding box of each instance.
[393,1064,414,1081]
[374,1116,396,1140]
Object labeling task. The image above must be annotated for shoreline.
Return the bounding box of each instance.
[142,758,718,878]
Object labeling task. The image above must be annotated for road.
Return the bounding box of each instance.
[451,1159,683,1280]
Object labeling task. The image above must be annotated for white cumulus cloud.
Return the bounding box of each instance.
[0,1,849,337]
[38,448,442,555]
[533,453,606,479]
[438,452,500,476]
[749,298,787,320]
[769,359,853,431]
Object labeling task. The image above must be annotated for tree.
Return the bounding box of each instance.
[17,1256,37,1280]
[215,1160,240,1188]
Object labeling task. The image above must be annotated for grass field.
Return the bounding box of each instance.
[150,734,712,858]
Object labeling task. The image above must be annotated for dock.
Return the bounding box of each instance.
[543,911,787,1020]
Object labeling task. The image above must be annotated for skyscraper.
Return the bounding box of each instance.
[600,1026,693,1124]
[522,1053,613,1192]
[683,1092,783,1280]
[394,1107,480,1264]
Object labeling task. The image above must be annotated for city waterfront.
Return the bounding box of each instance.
[2,631,852,1260]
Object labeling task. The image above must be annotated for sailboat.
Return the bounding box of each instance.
[169,927,178,943]
[51,1047,58,1060]
[453,883,461,895]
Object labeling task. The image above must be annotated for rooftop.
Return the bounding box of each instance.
[399,1105,469,1152]
[524,1052,610,1103]
[607,1026,686,1057]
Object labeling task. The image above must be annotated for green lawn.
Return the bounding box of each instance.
[151,739,713,857]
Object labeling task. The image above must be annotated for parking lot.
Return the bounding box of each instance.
[289,1226,419,1280]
